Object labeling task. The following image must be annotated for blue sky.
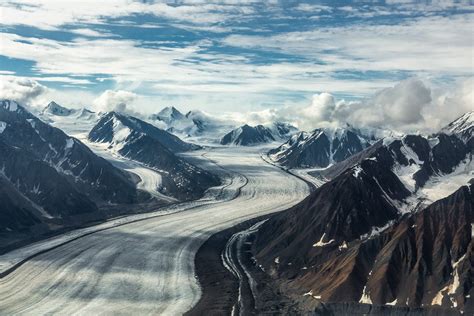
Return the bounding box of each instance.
[0,0,473,122]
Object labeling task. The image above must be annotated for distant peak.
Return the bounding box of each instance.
[43,101,74,116]
[156,106,185,121]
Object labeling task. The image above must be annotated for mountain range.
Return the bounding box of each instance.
[252,111,473,313]
[0,100,148,250]
[89,111,220,200]
[220,122,298,146]
[1,98,472,314]
[268,126,377,168]
[149,106,234,138]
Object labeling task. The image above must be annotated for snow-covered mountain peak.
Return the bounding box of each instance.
[220,124,277,146]
[42,101,75,116]
[441,111,474,142]
[269,126,373,168]
[152,106,186,123]
[266,121,299,139]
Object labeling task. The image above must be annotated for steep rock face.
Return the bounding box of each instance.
[0,176,44,233]
[0,139,99,219]
[254,154,410,273]
[269,128,371,168]
[220,124,275,146]
[0,100,145,248]
[313,132,472,201]
[257,130,472,267]
[409,134,469,188]
[358,184,473,309]
[0,100,139,206]
[89,112,219,200]
[255,184,473,313]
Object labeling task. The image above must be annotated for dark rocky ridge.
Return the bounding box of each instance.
[89,112,220,200]
[254,183,473,313]
[254,152,411,271]
[269,127,372,168]
[90,111,198,152]
[220,124,276,146]
[0,101,140,205]
[441,111,473,145]
[0,100,149,249]
[252,114,474,313]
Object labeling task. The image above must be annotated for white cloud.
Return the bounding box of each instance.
[293,78,473,133]
[35,77,93,85]
[302,93,336,123]
[222,14,474,75]
[294,4,332,13]
[0,76,49,107]
[70,28,110,38]
[0,1,256,30]
[93,90,137,112]
[1,1,472,117]
[374,78,431,125]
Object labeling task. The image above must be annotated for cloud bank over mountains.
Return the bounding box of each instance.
[233,77,473,133]
[1,74,471,134]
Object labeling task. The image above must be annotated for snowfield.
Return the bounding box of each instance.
[0,147,309,315]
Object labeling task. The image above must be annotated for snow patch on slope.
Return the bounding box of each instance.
[0,121,7,133]
[4,100,18,112]
[420,158,473,202]
[65,138,74,149]
[359,286,372,304]
[313,233,335,247]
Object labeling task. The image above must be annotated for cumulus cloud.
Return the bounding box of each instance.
[220,107,298,128]
[0,76,49,106]
[302,93,336,123]
[338,78,432,130]
[93,90,137,113]
[293,77,473,133]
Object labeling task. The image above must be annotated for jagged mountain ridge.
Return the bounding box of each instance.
[149,106,216,137]
[255,183,473,313]
[88,112,220,200]
[90,111,198,153]
[253,112,473,313]
[150,106,298,143]
[220,124,276,146]
[441,111,474,146]
[269,127,374,168]
[0,100,146,248]
[0,100,140,205]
